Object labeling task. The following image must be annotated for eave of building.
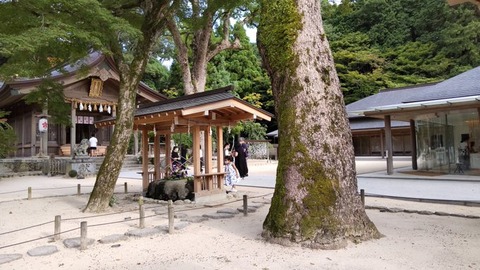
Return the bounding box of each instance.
[354,95,480,121]
[0,52,167,108]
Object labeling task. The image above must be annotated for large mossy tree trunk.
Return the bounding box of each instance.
[257,0,381,249]
[84,2,170,212]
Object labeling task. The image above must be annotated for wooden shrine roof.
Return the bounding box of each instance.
[95,86,273,131]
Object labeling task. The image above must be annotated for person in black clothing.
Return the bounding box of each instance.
[171,146,182,177]
[180,144,188,170]
[233,137,248,178]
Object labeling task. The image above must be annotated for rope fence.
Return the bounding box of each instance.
[5,186,473,252]
[0,182,131,201]
[0,192,272,251]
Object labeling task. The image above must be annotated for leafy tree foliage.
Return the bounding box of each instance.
[24,80,71,126]
[0,0,174,212]
[143,59,171,93]
[322,0,480,104]
[0,111,16,158]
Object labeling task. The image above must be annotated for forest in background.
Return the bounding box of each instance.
[143,0,480,119]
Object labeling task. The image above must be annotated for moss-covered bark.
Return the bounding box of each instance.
[84,2,169,212]
[258,0,381,249]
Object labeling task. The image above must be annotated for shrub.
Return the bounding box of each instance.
[68,170,77,178]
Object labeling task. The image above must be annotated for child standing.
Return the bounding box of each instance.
[224,155,240,193]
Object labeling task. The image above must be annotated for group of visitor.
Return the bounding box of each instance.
[223,137,249,193]
[167,137,249,193]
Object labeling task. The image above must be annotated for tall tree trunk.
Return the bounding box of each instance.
[258,0,381,249]
[84,71,139,212]
[166,3,241,95]
[84,1,170,212]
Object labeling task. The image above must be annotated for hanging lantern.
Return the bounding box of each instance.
[88,104,92,112]
[38,118,48,132]
[79,102,84,110]
[107,105,111,114]
[99,104,103,112]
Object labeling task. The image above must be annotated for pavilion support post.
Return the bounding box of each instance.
[205,126,212,174]
[216,126,224,173]
[380,130,385,159]
[205,126,213,191]
[60,124,66,146]
[165,133,171,177]
[385,115,394,175]
[192,125,201,193]
[30,112,37,156]
[141,129,149,194]
[134,130,139,156]
[40,108,48,157]
[154,132,161,181]
[70,105,76,158]
[410,120,418,170]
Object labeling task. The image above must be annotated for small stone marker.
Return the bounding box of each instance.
[27,245,58,256]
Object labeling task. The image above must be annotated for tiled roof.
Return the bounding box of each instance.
[346,66,480,114]
[135,86,236,116]
[135,85,273,118]
[346,83,435,115]
[403,66,480,102]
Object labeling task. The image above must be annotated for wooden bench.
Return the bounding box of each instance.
[193,172,225,195]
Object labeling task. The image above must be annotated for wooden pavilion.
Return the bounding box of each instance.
[96,86,272,200]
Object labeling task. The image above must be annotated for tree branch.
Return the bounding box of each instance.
[206,10,242,62]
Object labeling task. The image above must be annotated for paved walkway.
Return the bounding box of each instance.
[1,157,479,203]
[236,157,480,203]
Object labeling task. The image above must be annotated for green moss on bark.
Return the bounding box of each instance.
[258,0,302,73]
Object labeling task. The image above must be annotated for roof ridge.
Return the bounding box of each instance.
[379,82,438,93]
[139,85,234,109]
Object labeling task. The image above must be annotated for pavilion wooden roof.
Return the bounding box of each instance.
[95,86,273,133]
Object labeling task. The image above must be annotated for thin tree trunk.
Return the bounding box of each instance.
[84,1,170,212]
[258,0,381,249]
[166,3,241,95]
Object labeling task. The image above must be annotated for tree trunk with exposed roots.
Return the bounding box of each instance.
[257,0,381,249]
